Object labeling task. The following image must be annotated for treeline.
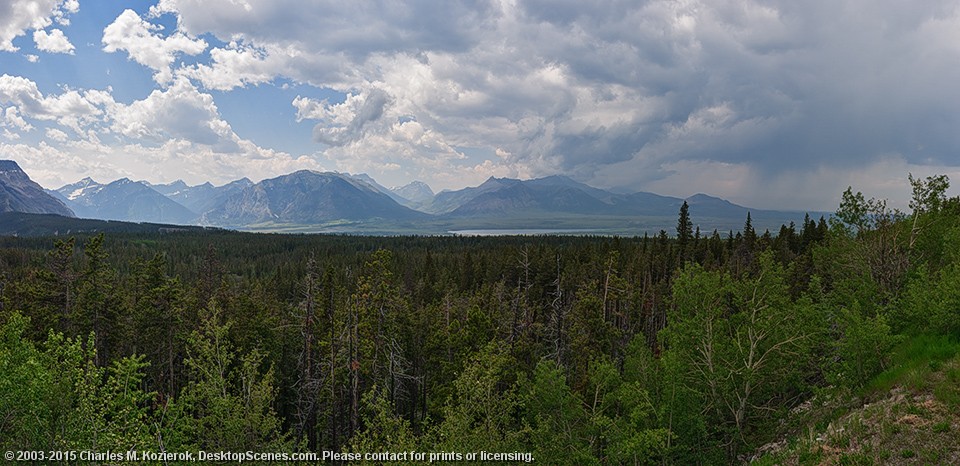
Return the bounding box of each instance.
[1,174,958,464]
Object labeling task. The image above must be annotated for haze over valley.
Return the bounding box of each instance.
[2,159,816,235]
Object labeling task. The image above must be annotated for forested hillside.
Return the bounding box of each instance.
[1,175,958,464]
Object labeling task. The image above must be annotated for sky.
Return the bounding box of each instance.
[1,0,960,211]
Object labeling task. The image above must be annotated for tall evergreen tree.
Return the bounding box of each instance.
[743,212,757,249]
[676,201,693,261]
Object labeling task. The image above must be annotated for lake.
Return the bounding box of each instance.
[448,228,604,236]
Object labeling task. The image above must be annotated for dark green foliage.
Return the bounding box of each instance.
[1,173,958,463]
[676,201,693,261]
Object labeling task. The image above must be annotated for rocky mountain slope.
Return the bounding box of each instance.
[0,160,75,217]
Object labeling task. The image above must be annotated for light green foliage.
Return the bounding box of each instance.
[0,312,157,453]
[522,346,673,465]
[835,188,904,236]
[906,174,957,269]
[830,305,900,388]
[522,361,596,465]
[830,187,912,301]
[350,386,418,464]
[898,262,960,336]
[665,252,819,457]
[173,304,288,451]
[908,173,949,216]
[0,312,53,450]
[436,342,521,452]
[586,357,670,465]
[45,331,157,453]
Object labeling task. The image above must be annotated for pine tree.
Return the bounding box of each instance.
[676,201,693,261]
[743,212,757,249]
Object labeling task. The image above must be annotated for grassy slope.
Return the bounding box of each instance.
[753,335,960,465]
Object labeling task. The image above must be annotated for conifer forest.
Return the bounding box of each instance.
[2,175,960,464]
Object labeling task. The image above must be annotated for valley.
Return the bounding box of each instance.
[2,159,820,236]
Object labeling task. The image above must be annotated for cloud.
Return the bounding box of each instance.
[0,73,316,185]
[319,118,468,179]
[0,74,108,134]
[33,28,74,54]
[144,0,501,92]
[180,42,291,90]
[109,77,237,149]
[294,88,391,146]
[45,127,68,141]
[3,106,33,131]
[152,0,496,56]
[8,0,960,210]
[640,156,960,212]
[0,0,78,52]
[293,88,475,189]
[0,67,328,189]
[3,134,321,189]
[143,0,960,203]
[102,9,207,84]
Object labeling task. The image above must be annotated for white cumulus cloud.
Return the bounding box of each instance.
[0,74,109,134]
[0,0,78,52]
[3,106,33,131]
[33,28,75,54]
[45,127,68,141]
[102,9,207,84]
[109,77,237,150]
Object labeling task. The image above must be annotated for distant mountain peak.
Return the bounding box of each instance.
[226,177,254,188]
[396,180,432,189]
[0,160,23,171]
[201,169,426,226]
[479,176,518,187]
[390,180,434,205]
[540,174,576,182]
[290,169,322,177]
[56,175,195,224]
[686,193,737,205]
[0,159,75,217]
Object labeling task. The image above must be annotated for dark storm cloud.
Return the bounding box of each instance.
[515,0,960,180]
[84,0,960,201]
[169,0,499,58]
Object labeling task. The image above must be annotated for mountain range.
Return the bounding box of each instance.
[147,178,253,215]
[51,178,196,224]
[199,170,427,226]
[0,159,819,235]
[0,160,74,217]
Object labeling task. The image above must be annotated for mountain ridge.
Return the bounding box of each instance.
[5,161,823,235]
[54,177,197,224]
[0,160,75,217]
[200,170,428,227]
